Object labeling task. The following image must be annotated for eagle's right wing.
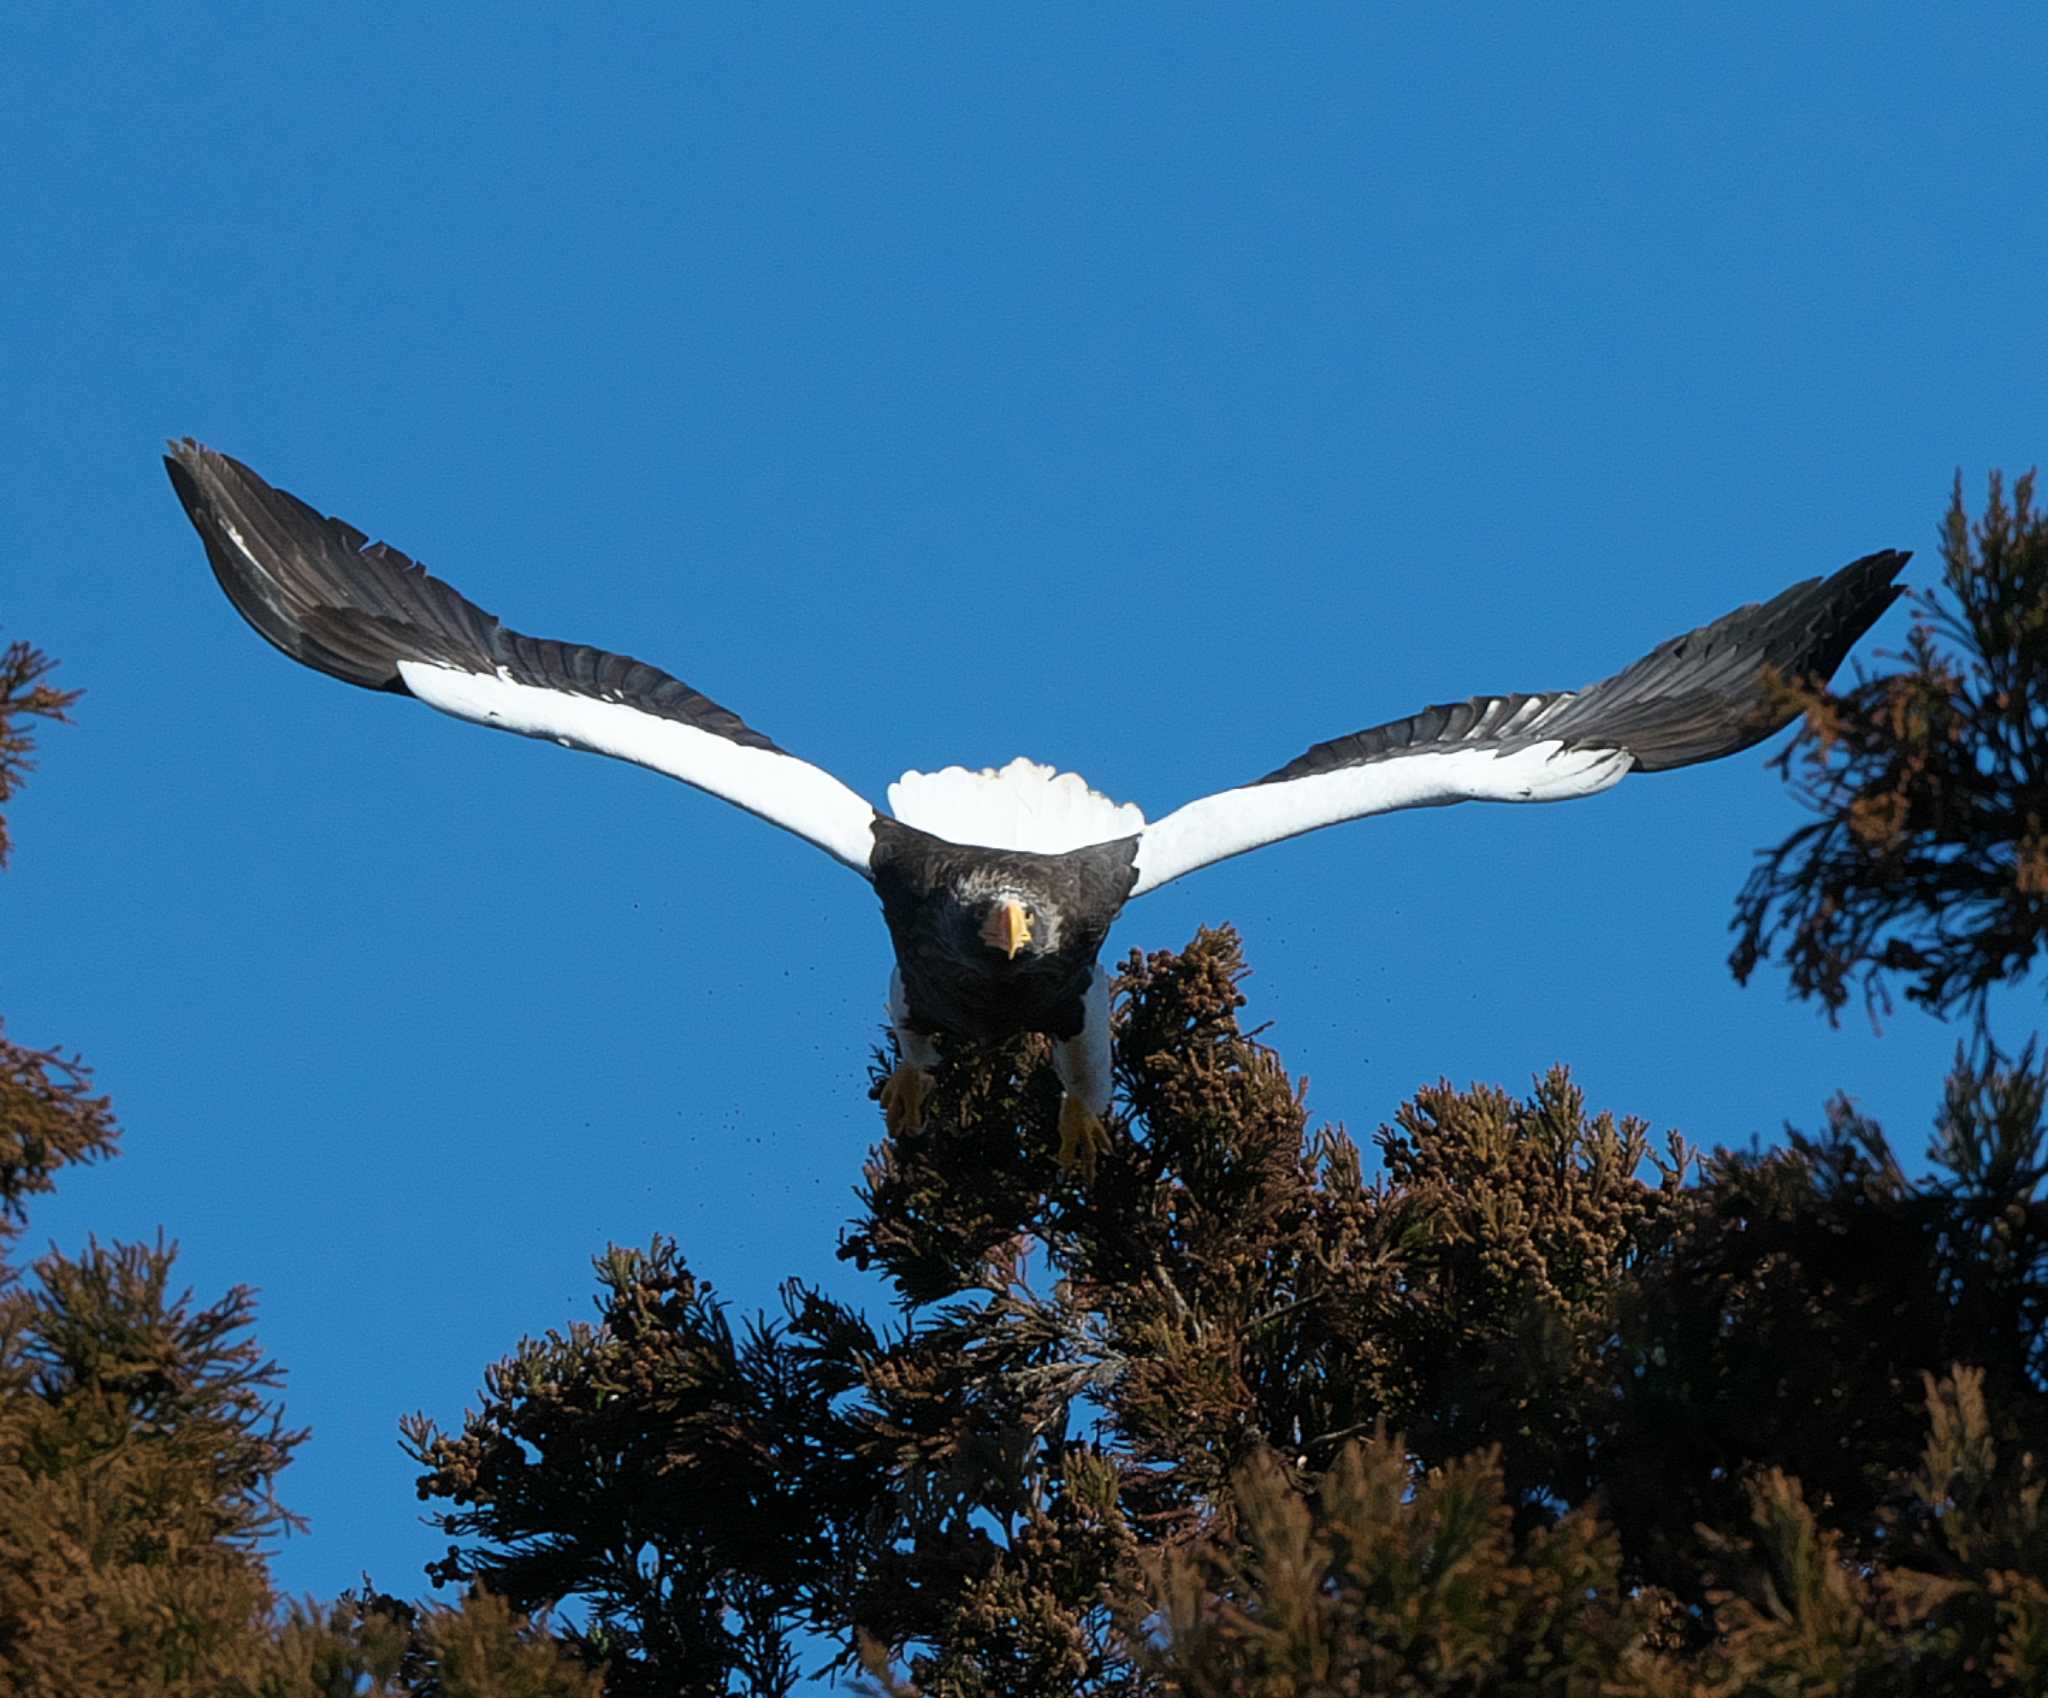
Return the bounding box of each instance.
[1127,550,1909,898]
[166,441,881,876]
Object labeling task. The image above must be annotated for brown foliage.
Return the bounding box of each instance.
[0,645,591,1695]
[0,641,108,1260]
[1138,1366,2048,1696]
[0,1235,301,1694]
[402,922,2048,1694]
[0,639,75,872]
[0,1034,120,1255]
[402,1240,867,1698]
[1142,1437,1663,1694]
[251,1589,604,1698]
[17,464,2048,1696]
[1733,470,2048,1026]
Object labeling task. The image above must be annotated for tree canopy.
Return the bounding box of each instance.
[1734,471,2048,1029]
[4,470,2047,1694]
[0,644,595,1698]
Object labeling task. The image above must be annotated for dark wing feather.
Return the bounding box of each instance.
[1258,550,1908,784]
[167,440,879,874]
[1128,550,1908,896]
[165,440,780,752]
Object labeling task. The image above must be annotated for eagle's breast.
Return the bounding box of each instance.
[868,818,1139,1044]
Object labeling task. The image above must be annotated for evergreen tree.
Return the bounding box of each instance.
[401,472,2048,1694]
[0,641,595,1698]
[1733,470,2048,1027]
[10,465,2048,1694]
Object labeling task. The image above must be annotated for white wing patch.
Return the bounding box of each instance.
[888,757,1146,853]
[1128,740,1635,897]
[396,661,879,875]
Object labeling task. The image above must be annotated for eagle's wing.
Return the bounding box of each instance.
[1127,550,1908,899]
[166,441,880,876]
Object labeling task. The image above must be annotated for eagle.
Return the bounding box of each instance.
[166,441,1906,1177]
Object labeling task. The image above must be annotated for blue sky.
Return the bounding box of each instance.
[4,1,2044,1614]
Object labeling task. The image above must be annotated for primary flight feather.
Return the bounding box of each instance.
[166,441,1907,1177]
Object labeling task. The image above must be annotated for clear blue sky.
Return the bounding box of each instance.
[4,1,2044,1613]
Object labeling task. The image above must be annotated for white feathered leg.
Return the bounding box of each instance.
[881,970,940,1135]
[1051,966,1113,1180]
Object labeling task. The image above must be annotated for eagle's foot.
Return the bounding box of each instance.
[1055,1094,1109,1183]
[880,1062,932,1136]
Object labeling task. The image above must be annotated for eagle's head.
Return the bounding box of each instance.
[974,890,1046,960]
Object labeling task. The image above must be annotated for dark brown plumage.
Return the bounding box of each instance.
[1258,551,1908,786]
[869,821,1140,1045]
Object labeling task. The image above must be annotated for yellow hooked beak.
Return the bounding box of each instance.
[980,898,1033,959]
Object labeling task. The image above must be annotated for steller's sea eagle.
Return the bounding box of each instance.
[166,442,1906,1177]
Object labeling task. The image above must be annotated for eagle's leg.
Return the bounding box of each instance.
[881,1061,931,1135]
[1051,966,1113,1182]
[882,972,940,1136]
[1055,1094,1109,1181]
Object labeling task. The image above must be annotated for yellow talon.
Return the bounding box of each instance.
[880,1062,932,1136]
[1055,1094,1109,1182]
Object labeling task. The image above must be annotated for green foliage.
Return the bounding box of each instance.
[1143,1437,1660,1694]
[400,1240,867,1698]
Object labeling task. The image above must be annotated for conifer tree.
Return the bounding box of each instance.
[0,641,595,1698]
[401,472,2048,1695]
[11,463,2048,1695]
[1734,470,2048,1027]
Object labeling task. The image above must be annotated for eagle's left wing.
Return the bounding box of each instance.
[166,441,880,875]
[1126,550,1907,899]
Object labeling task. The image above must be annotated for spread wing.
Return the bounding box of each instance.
[1127,550,1909,898]
[166,441,880,876]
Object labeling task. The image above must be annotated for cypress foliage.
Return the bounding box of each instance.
[6,468,2047,1693]
[398,473,2048,1693]
[1733,470,2048,1026]
[0,646,593,1697]
[406,940,2048,1694]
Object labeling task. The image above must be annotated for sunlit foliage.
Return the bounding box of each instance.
[9,470,2048,1695]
